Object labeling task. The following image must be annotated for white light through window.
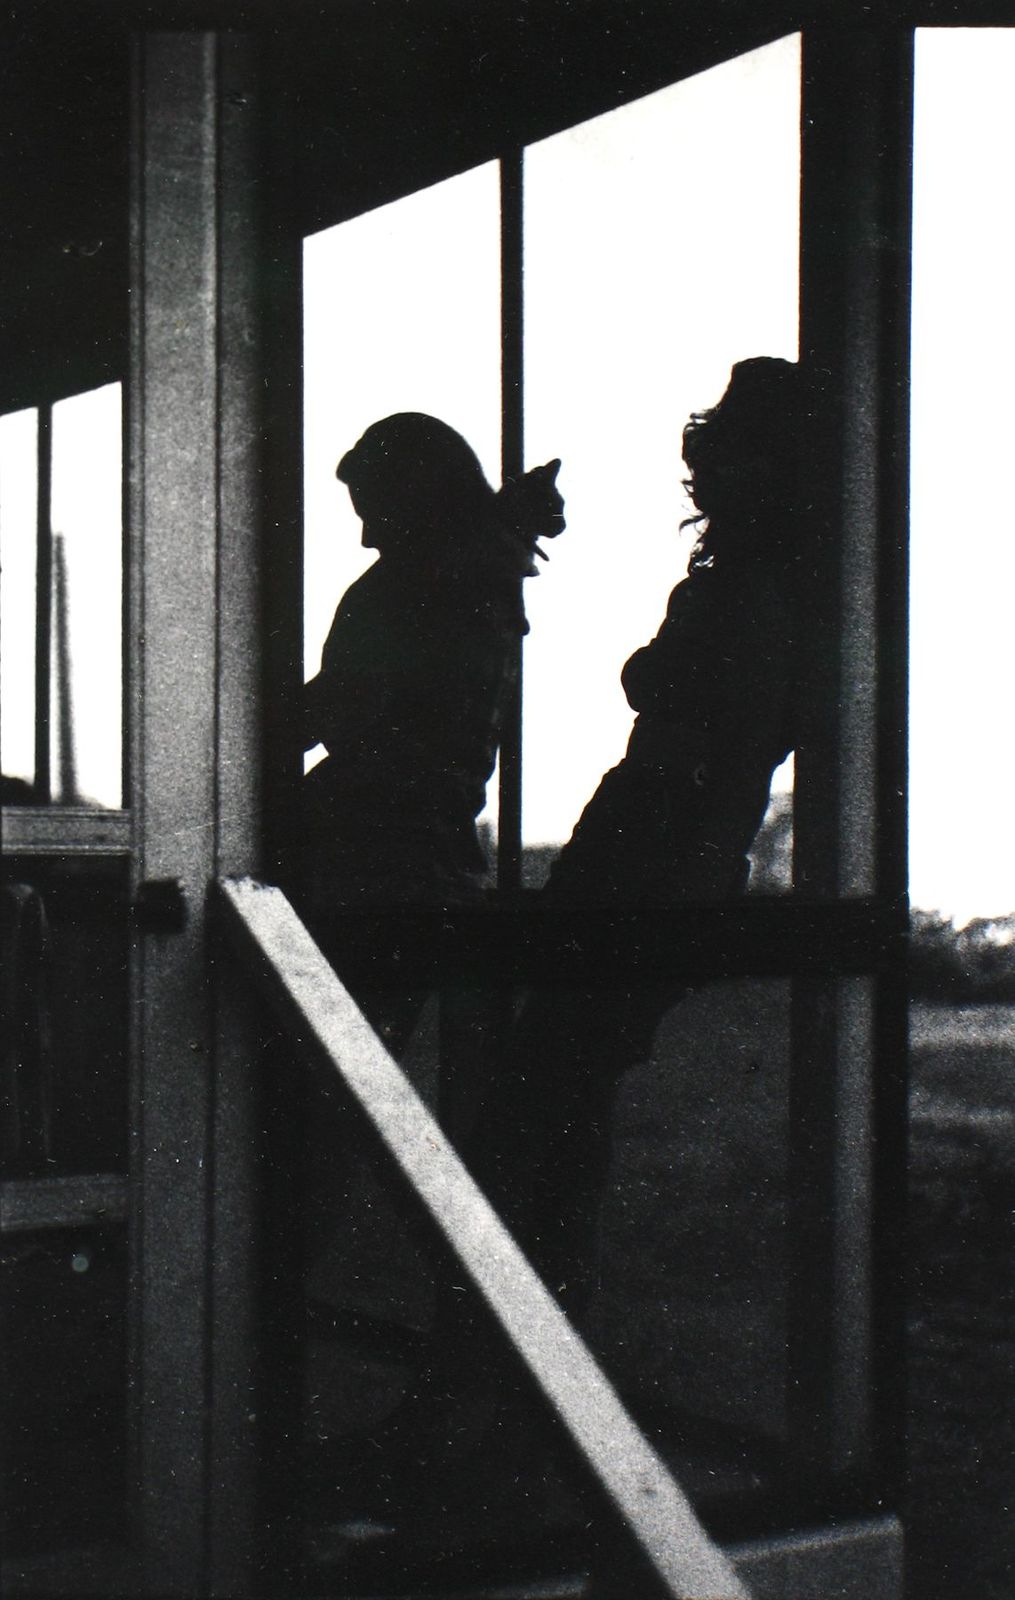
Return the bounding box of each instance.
[303,163,502,728]
[911,29,1015,923]
[522,36,801,849]
[0,408,39,792]
[50,383,123,808]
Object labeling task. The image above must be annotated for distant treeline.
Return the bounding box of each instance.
[909,909,1015,1004]
[749,794,1015,1003]
[512,795,1015,1005]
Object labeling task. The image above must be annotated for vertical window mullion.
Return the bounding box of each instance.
[791,22,913,1492]
[34,402,53,802]
[498,149,524,893]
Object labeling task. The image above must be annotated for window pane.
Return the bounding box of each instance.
[912,29,1015,925]
[1,858,130,1174]
[49,384,123,808]
[0,408,39,797]
[299,973,792,1553]
[910,32,1015,1596]
[303,165,502,852]
[592,978,791,1459]
[522,37,800,864]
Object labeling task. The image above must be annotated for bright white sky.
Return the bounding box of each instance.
[3,29,1015,926]
[0,384,121,807]
[909,29,1015,923]
[303,36,801,840]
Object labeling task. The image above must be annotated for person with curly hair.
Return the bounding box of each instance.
[469,358,804,1315]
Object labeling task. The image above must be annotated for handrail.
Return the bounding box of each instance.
[217,877,754,1600]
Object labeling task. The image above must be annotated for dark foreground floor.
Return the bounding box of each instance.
[3,998,1012,1599]
[587,990,1014,1600]
[302,986,1015,1595]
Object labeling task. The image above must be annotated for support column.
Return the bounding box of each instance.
[789,24,913,1488]
[127,32,269,1595]
[497,149,525,892]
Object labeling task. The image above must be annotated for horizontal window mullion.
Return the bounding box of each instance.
[1,805,132,856]
[301,897,906,988]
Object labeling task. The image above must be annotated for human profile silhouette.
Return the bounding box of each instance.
[299,412,564,910]
[548,355,801,906]
[468,357,804,1314]
[293,411,564,1048]
[293,413,566,1456]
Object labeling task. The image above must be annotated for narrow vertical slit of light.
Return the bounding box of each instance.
[34,403,53,802]
[52,533,79,804]
[120,385,131,809]
[498,150,524,891]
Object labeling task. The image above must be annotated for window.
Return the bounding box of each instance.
[296,34,909,1533]
[2,388,128,1564]
[911,28,1015,924]
[0,384,123,809]
[301,39,801,884]
[522,38,800,857]
[0,407,38,790]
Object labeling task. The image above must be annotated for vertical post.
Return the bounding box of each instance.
[869,24,913,1502]
[128,38,217,1590]
[34,404,52,802]
[257,39,308,1591]
[790,25,913,1487]
[498,149,525,892]
[260,71,305,892]
[795,24,913,904]
[127,32,268,1596]
[207,35,270,1598]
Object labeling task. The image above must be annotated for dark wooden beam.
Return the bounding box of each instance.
[293,897,906,989]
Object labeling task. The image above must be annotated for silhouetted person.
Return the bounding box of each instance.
[293,411,564,1049]
[290,415,565,1456]
[318,366,803,1505]
[469,357,803,1315]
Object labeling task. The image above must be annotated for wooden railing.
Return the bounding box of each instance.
[217,876,754,1600]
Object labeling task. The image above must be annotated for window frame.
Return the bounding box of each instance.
[2,12,919,1592]
[432,23,912,1517]
[1,382,129,836]
[289,21,913,1527]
